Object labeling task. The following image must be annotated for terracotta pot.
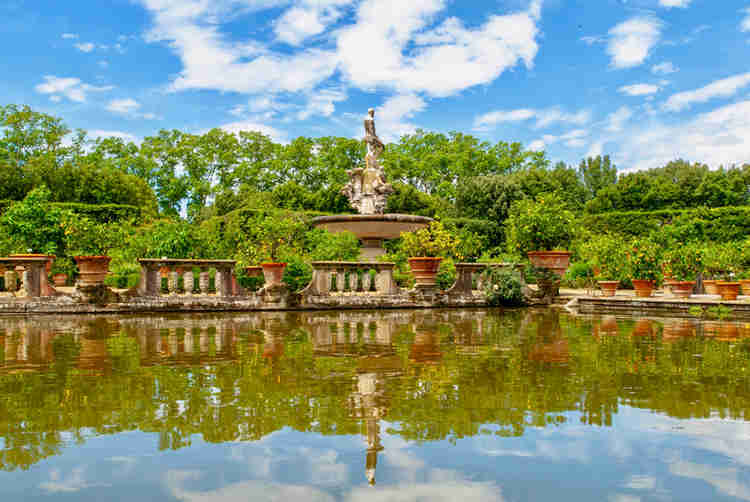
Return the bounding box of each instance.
[10,254,55,274]
[261,262,287,286]
[632,279,655,298]
[739,279,750,296]
[717,282,741,301]
[662,320,695,340]
[527,251,571,277]
[632,319,654,337]
[671,281,695,299]
[73,256,111,287]
[705,321,739,340]
[408,257,443,287]
[245,266,263,278]
[52,273,68,287]
[598,281,619,297]
[703,280,720,295]
[600,315,619,335]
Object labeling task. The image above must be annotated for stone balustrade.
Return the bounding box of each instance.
[447,263,525,296]
[0,257,57,298]
[302,262,399,296]
[137,259,238,297]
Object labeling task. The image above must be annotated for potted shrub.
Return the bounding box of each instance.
[63,216,112,287]
[401,221,459,287]
[506,194,575,277]
[577,234,628,297]
[626,238,662,298]
[702,243,735,295]
[253,217,306,287]
[662,245,702,299]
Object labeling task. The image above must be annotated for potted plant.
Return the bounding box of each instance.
[253,217,305,287]
[626,238,661,298]
[577,234,628,297]
[401,221,459,287]
[63,216,112,287]
[49,257,76,287]
[662,245,702,299]
[702,243,734,295]
[506,194,575,277]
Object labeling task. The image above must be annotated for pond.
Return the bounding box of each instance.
[1,309,750,501]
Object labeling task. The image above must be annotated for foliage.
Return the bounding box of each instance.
[625,238,662,282]
[281,256,312,293]
[307,230,360,262]
[481,268,525,306]
[435,258,457,290]
[562,262,596,289]
[662,243,703,281]
[578,155,617,201]
[506,193,576,254]
[455,175,525,223]
[575,233,629,282]
[62,214,114,256]
[0,186,68,254]
[702,242,741,279]
[400,221,460,258]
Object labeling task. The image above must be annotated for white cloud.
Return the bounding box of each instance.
[618,100,750,171]
[652,61,678,75]
[106,98,141,114]
[298,88,347,120]
[658,0,691,8]
[35,75,113,103]
[74,42,96,52]
[220,119,288,143]
[619,83,661,96]
[606,16,663,69]
[663,72,750,111]
[376,94,427,142]
[337,1,542,97]
[90,130,139,143]
[274,0,351,46]
[606,106,633,132]
[741,8,750,32]
[61,33,78,39]
[474,107,591,130]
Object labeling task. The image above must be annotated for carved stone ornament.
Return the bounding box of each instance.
[341,108,394,215]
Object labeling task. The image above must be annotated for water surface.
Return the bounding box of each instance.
[1,309,750,501]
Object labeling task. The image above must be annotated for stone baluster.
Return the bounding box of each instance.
[138,264,161,296]
[214,269,222,296]
[199,269,210,295]
[168,268,179,295]
[362,270,372,292]
[184,328,195,354]
[336,269,346,292]
[168,328,178,355]
[183,269,194,294]
[374,266,398,295]
[4,270,17,293]
[216,267,232,297]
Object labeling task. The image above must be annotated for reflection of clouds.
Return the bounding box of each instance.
[608,495,641,502]
[166,471,335,502]
[670,461,750,501]
[107,455,137,476]
[346,477,504,502]
[40,467,106,493]
[623,475,656,490]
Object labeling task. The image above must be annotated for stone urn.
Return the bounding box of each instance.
[717,282,741,301]
[632,279,655,298]
[597,281,619,297]
[52,273,68,287]
[408,257,443,287]
[671,281,695,299]
[703,280,720,295]
[74,256,111,287]
[245,266,263,277]
[527,251,571,277]
[261,263,287,287]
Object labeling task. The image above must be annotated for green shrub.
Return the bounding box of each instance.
[281,256,312,292]
[481,268,525,307]
[506,193,576,254]
[436,258,457,290]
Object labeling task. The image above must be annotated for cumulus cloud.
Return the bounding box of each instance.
[652,61,678,75]
[659,0,691,8]
[619,83,661,96]
[606,16,663,69]
[74,42,96,52]
[742,8,750,32]
[375,94,427,142]
[298,88,348,120]
[474,107,591,130]
[274,0,351,46]
[618,100,750,170]
[35,75,113,102]
[663,72,750,111]
[606,106,633,132]
[336,0,542,97]
[106,98,140,114]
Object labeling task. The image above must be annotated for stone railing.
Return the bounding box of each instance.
[137,259,238,297]
[0,257,57,298]
[447,263,525,296]
[302,262,399,296]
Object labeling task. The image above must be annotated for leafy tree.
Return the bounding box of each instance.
[578,155,617,201]
[0,186,68,254]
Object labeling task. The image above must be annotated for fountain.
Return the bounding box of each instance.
[312,108,432,259]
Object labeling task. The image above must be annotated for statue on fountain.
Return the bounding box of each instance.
[342,108,394,215]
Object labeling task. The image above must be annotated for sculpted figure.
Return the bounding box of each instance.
[342,108,393,214]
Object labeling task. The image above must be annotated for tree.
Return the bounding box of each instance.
[578,155,617,201]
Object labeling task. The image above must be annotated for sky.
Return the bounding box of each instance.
[1,0,749,171]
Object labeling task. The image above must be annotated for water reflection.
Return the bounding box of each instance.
[2,310,750,500]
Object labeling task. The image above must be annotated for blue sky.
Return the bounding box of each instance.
[2,0,749,171]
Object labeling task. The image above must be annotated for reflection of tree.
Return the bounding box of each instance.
[1,311,750,471]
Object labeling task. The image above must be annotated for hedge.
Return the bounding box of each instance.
[582,206,750,242]
[0,200,143,223]
[444,217,504,248]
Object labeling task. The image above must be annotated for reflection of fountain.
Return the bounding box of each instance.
[312,108,432,259]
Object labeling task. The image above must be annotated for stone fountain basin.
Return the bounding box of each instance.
[312,214,432,240]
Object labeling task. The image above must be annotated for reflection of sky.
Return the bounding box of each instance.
[3,408,750,501]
